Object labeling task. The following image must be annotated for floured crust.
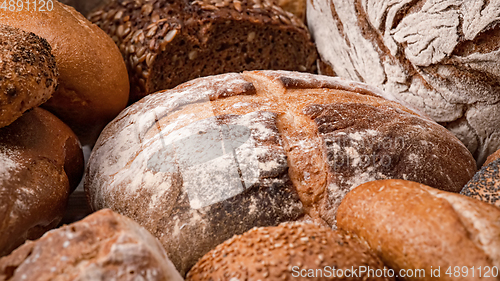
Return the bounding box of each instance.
[337,179,500,281]
[0,24,57,128]
[85,70,476,275]
[307,0,500,165]
[187,222,393,280]
[0,209,183,281]
[0,108,84,257]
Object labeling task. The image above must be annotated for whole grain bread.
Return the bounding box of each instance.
[85,70,476,276]
[0,24,57,129]
[0,108,83,257]
[337,179,500,281]
[0,2,130,145]
[88,0,317,102]
[187,222,393,281]
[0,209,183,281]
[307,0,500,166]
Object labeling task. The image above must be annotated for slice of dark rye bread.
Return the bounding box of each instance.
[88,0,318,102]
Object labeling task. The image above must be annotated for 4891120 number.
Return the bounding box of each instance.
[0,0,53,12]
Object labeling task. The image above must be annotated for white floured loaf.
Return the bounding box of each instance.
[85,70,476,276]
[307,0,500,165]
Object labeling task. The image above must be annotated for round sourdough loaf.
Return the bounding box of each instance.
[307,0,500,165]
[85,70,476,275]
[0,209,183,281]
[461,159,500,207]
[187,222,393,281]
[88,0,317,102]
[0,108,84,257]
[337,179,500,281]
[0,2,129,144]
[0,24,57,129]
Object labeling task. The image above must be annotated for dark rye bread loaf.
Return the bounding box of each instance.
[88,0,317,102]
[338,180,500,281]
[0,24,57,129]
[0,209,183,281]
[85,70,476,275]
[307,0,500,166]
[187,222,393,281]
[0,108,83,257]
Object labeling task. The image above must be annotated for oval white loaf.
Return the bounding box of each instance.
[85,70,476,276]
[307,0,500,165]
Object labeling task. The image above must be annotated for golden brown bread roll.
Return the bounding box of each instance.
[85,70,476,275]
[337,179,500,281]
[0,24,57,128]
[0,2,129,144]
[0,209,183,281]
[484,149,500,167]
[0,108,84,257]
[187,222,393,281]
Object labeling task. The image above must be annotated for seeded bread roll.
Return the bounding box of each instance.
[88,0,317,102]
[0,24,57,129]
[307,0,500,165]
[0,2,129,144]
[187,222,393,281]
[0,108,84,257]
[337,179,500,281]
[461,159,500,207]
[0,209,183,281]
[85,70,476,276]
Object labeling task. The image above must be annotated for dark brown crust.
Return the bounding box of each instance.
[85,70,476,276]
[0,24,57,128]
[337,179,500,281]
[0,209,183,281]
[88,0,317,102]
[0,108,83,257]
[187,222,394,281]
[461,159,500,207]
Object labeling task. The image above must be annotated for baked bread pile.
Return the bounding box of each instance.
[1,0,500,280]
[85,70,476,275]
[0,1,130,144]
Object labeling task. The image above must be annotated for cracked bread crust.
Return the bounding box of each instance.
[0,108,83,257]
[0,24,57,129]
[88,0,317,102]
[337,179,500,281]
[0,209,183,281]
[307,0,500,165]
[187,222,393,281]
[85,70,476,276]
